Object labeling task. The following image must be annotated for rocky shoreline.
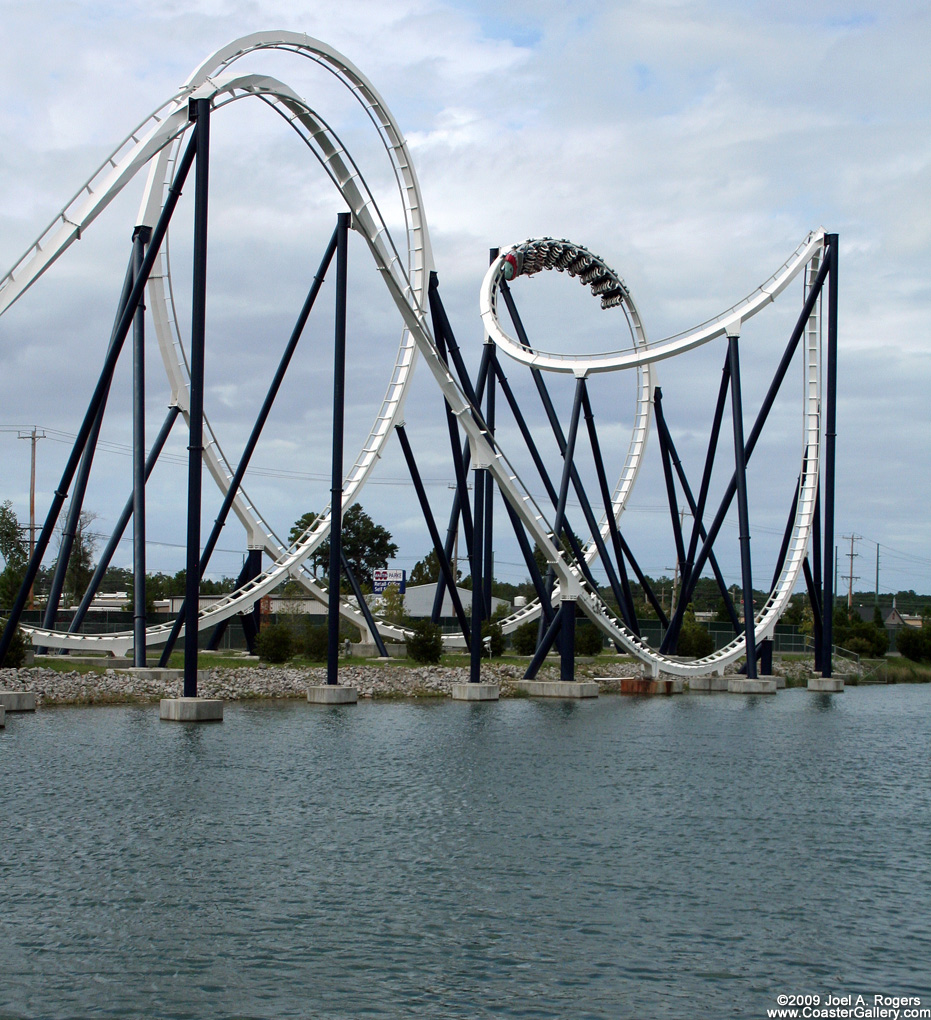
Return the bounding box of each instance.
[0,656,821,707]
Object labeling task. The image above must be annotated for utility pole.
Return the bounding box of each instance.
[17,427,46,609]
[448,482,471,581]
[841,533,861,608]
[874,542,880,606]
[666,508,687,613]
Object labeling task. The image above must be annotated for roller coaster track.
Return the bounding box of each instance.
[0,33,825,677]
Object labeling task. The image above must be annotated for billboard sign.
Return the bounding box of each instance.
[373,568,406,594]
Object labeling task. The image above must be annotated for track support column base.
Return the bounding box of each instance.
[727,678,777,694]
[451,683,499,701]
[515,680,598,699]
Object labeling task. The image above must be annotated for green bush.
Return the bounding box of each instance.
[408,619,442,663]
[896,626,931,663]
[512,620,539,656]
[845,636,875,658]
[482,619,504,657]
[303,623,329,661]
[255,623,294,664]
[676,607,714,658]
[833,608,889,658]
[574,623,604,656]
[2,625,28,668]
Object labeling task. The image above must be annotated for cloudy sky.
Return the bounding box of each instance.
[0,0,928,605]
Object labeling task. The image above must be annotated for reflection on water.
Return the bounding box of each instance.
[1,687,929,1019]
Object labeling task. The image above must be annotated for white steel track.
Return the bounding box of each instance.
[0,33,825,676]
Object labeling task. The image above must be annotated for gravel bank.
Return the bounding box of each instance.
[0,656,819,707]
[1,660,648,706]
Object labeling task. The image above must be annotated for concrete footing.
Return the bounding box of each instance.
[307,685,358,704]
[808,676,845,692]
[0,691,37,712]
[118,668,183,682]
[613,677,684,695]
[159,698,223,722]
[727,678,778,694]
[515,680,598,699]
[451,682,499,701]
[688,675,730,692]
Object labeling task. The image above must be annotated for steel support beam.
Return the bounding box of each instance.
[206,550,262,652]
[158,223,340,665]
[395,424,470,643]
[132,226,151,666]
[340,549,388,657]
[0,126,198,665]
[580,384,639,635]
[470,466,485,682]
[728,332,757,679]
[524,602,563,680]
[69,407,181,635]
[41,253,137,644]
[652,389,740,651]
[821,234,839,678]
[559,599,576,681]
[482,345,496,621]
[326,212,351,685]
[681,362,731,596]
[183,97,211,698]
[666,253,831,644]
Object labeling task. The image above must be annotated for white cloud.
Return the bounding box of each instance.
[0,0,928,594]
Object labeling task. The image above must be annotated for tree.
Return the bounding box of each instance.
[409,548,462,587]
[289,504,397,586]
[377,583,408,625]
[409,549,440,587]
[832,606,888,658]
[0,501,27,611]
[675,605,714,658]
[60,509,98,604]
[896,624,931,663]
[408,619,442,663]
[512,620,538,655]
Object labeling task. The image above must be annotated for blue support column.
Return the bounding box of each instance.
[470,464,485,682]
[559,599,576,681]
[183,98,211,698]
[482,344,496,621]
[822,234,838,678]
[132,225,151,666]
[727,331,757,679]
[327,212,351,685]
[760,639,774,676]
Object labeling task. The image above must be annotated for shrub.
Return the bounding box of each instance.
[833,609,889,658]
[845,636,874,657]
[512,620,539,656]
[482,619,504,657]
[2,625,28,668]
[574,623,604,656]
[676,607,714,658]
[303,623,329,661]
[255,623,294,664]
[896,626,931,663]
[408,619,442,663]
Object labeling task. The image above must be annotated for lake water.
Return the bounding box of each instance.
[2,687,930,1019]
